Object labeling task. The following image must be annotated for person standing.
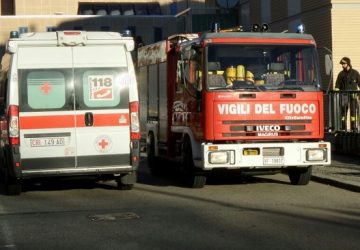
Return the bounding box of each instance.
[335,57,360,131]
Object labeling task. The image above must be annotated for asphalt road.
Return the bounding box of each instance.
[0,158,359,250]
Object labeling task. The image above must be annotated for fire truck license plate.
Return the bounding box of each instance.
[263,157,284,165]
[30,138,65,147]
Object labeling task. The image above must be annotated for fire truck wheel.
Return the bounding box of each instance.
[288,166,312,185]
[0,158,22,195]
[182,138,206,188]
[116,172,136,190]
[147,133,161,176]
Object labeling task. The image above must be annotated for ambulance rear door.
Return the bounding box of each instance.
[18,46,77,170]
[72,45,131,169]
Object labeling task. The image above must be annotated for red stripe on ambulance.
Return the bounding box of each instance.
[19,113,129,129]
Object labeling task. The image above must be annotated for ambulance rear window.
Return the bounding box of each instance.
[26,71,66,109]
[74,67,129,109]
[81,69,120,108]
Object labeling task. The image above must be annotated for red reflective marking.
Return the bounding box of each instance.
[40,82,51,94]
[98,139,109,149]
[20,113,129,129]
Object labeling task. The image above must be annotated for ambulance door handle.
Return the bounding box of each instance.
[85,112,94,126]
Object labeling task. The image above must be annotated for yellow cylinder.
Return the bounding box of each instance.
[236,65,245,80]
[226,66,236,84]
[255,80,264,85]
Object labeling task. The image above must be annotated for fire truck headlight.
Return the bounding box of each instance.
[306,149,326,161]
[208,151,229,164]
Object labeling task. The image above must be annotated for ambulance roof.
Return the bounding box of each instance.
[7,31,134,52]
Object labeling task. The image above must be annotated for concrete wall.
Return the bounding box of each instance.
[331,2,360,86]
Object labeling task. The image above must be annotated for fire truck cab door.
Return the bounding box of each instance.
[72,45,131,168]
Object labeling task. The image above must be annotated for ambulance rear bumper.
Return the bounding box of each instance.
[20,165,134,178]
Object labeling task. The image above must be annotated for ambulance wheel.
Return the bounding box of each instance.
[182,138,206,188]
[147,133,161,176]
[116,172,136,190]
[288,166,312,185]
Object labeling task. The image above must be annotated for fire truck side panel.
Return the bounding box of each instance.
[158,62,168,143]
[148,64,159,119]
[138,66,148,140]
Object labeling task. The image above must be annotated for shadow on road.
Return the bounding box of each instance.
[137,157,289,188]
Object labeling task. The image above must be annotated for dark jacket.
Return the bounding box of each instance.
[335,68,360,90]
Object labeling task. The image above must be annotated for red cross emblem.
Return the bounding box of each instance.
[40,82,52,94]
[98,138,109,149]
[95,136,112,153]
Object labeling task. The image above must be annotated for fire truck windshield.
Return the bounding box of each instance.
[206,44,320,91]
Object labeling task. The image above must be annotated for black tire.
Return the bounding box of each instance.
[288,166,312,185]
[1,168,22,195]
[147,133,161,176]
[182,138,206,188]
[116,172,136,190]
[0,155,21,195]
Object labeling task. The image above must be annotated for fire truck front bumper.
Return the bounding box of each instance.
[200,142,331,170]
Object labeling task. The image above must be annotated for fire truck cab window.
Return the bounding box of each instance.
[206,44,320,90]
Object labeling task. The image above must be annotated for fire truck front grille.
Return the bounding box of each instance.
[222,120,312,137]
[222,132,311,137]
[223,120,311,124]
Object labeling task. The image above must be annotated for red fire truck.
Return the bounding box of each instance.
[137,25,331,188]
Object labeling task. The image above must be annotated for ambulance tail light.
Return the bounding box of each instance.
[130,101,140,140]
[8,105,19,145]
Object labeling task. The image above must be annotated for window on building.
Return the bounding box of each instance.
[240,2,251,30]
[261,0,271,24]
[154,27,163,42]
[78,2,162,16]
[1,0,15,15]
[121,4,135,15]
[78,3,94,15]
[46,26,57,32]
[93,4,108,15]
[288,0,300,16]
[109,4,121,15]
[148,3,162,15]
[134,4,148,15]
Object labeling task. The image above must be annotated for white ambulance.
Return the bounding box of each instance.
[0,31,140,195]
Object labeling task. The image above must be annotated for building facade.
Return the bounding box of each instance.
[1,0,360,87]
[0,1,238,54]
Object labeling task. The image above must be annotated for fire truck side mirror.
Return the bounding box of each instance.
[325,54,332,76]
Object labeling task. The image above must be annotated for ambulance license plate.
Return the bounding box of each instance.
[263,157,284,166]
[30,138,65,147]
